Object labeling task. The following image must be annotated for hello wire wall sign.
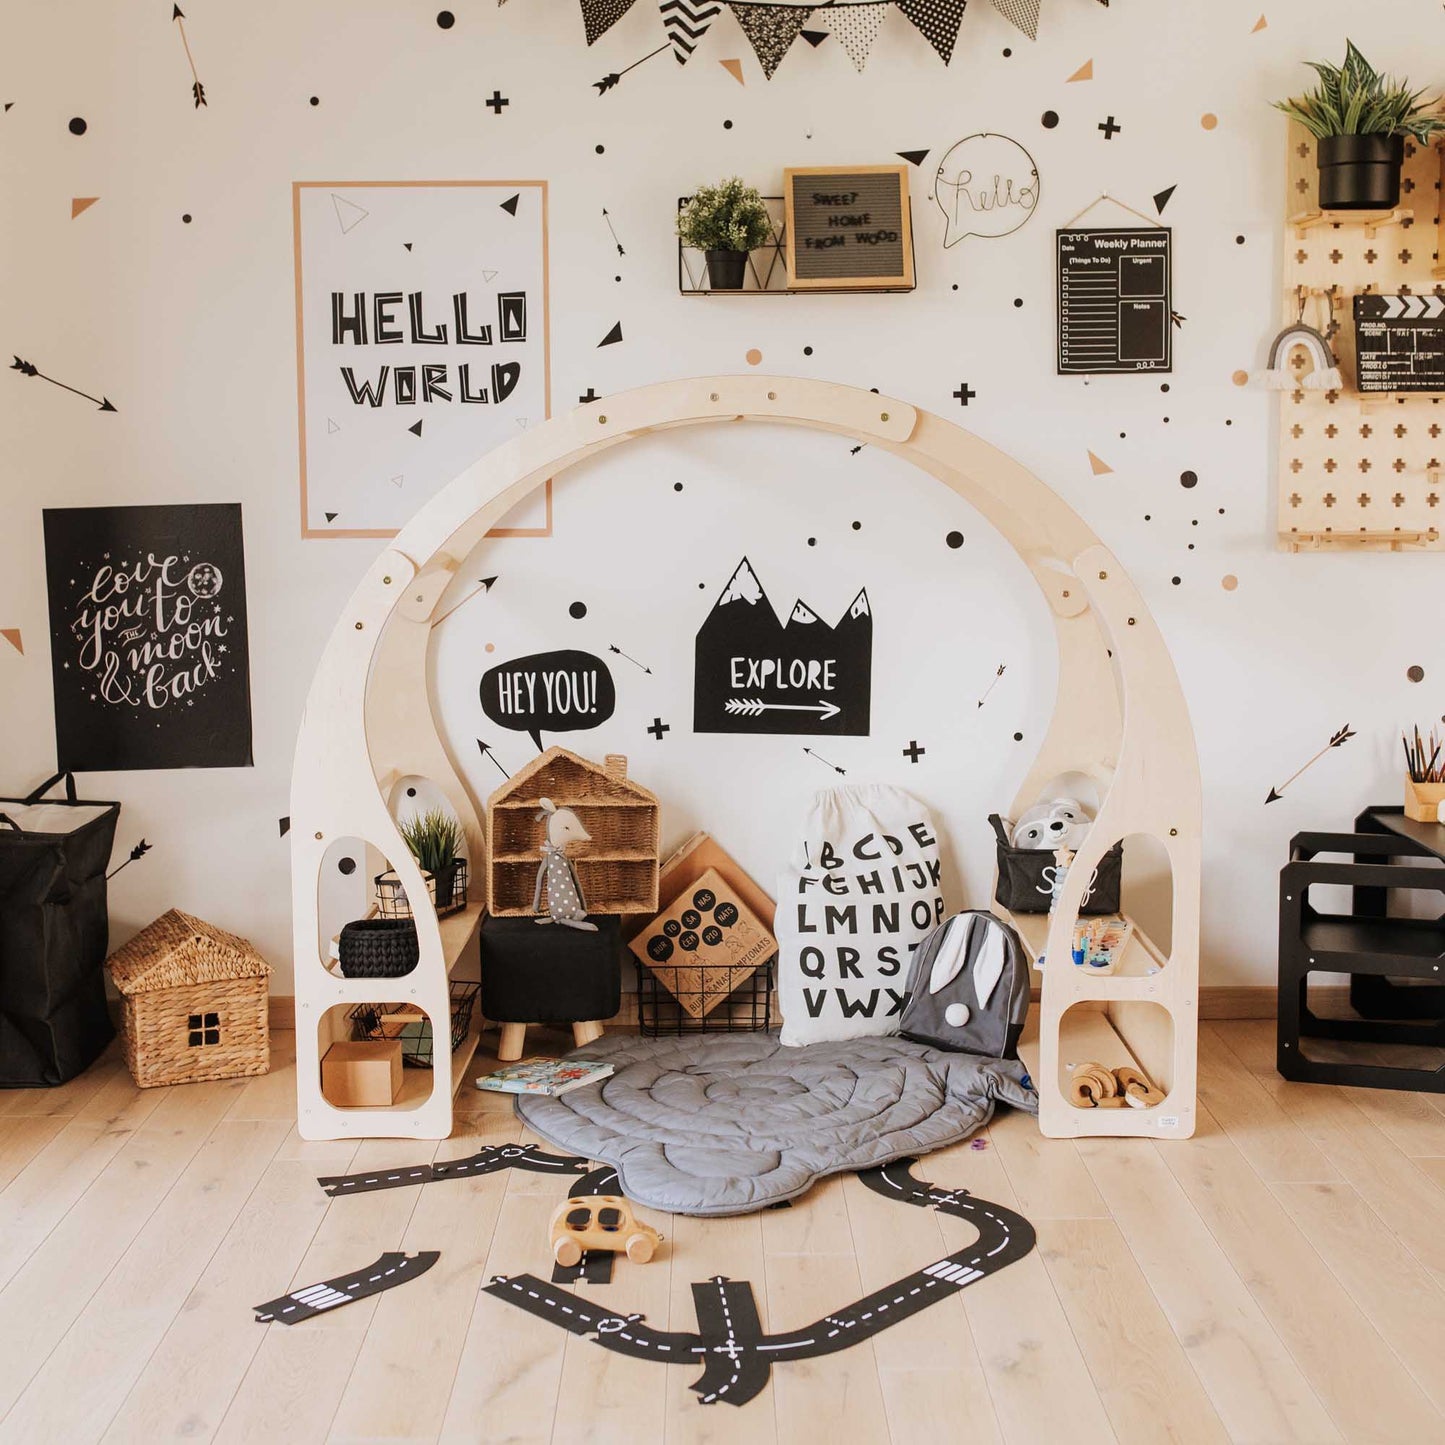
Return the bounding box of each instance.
[292,180,552,539]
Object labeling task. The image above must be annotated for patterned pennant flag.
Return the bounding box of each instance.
[829,1,889,71]
[660,0,722,62]
[580,0,638,45]
[728,2,814,79]
[894,0,968,65]
[989,0,1039,39]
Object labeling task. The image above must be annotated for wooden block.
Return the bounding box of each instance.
[321,1041,403,1107]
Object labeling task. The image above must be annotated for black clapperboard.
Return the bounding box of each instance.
[784,165,915,291]
[1353,293,1445,393]
[1057,228,1173,374]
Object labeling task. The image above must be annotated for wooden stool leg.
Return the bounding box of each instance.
[572,1021,604,1048]
[498,1023,527,1062]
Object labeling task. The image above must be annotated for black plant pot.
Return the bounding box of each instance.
[705,249,749,290]
[1317,133,1405,210]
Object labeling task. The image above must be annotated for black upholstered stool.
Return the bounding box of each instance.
[480,913,622,1061]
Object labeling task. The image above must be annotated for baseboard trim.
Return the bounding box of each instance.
[267,984,1301,1033]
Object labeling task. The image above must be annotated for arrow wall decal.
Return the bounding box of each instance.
[1265,723,1356,804]
[727,697,841,720]
[10,356,115,411]
[172,6,207,107]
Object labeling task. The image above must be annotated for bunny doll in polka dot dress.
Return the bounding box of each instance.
[531,799,598,931]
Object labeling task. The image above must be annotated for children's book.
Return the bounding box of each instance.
[475,1058,614,1096]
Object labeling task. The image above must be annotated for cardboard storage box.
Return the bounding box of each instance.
[322,1039,404,1106]
[629,866,777,1018]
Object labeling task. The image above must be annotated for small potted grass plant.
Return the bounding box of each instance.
[1275,41,1445,210]
[375,808,468,918]
[676,177,772,290]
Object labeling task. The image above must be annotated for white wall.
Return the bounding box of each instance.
[4,0,1443,991]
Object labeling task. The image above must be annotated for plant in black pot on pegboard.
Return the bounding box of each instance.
[1275,41,1445,210]
[676,177,772,290]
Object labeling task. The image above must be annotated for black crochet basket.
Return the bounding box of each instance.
[988,814,1123,916]
[337,918,419,978]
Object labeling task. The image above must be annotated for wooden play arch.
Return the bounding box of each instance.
[291,375,1201,1141]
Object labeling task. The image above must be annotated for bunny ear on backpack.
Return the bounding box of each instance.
[973,920,1007,1009]
[929,914,976,996]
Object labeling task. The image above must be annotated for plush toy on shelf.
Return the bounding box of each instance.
[1009,797,1093,851]
[532,799,597,931]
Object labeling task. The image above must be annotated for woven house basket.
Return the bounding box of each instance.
[106,908,271,1088]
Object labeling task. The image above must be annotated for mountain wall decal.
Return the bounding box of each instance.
[693,557,872,736]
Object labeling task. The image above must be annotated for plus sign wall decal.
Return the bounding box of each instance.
[952,383,976,406]
[1098,115,1121,139]
[485,90,509,114]
[902,740,926,764]
[647,717,671,741]
[578,387,599,404]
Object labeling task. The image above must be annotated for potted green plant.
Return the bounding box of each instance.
[676,177,773,290]
[380,808,467,918]
[1274,41,1445,210]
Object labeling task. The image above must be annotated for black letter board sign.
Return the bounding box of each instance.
[42,503,254,772]
[1353,293,1445,393]
[694,558,872,736]
[784,165,915,292]
[1057,228,1172,374]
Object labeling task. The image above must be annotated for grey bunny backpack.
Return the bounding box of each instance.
[899,910,1030,1059]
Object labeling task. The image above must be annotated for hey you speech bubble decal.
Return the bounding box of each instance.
[42,503,253,770]
[934,133,1039,247]
[480,649,617,752]
[694,558,871,737]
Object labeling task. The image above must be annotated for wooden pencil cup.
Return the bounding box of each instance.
[1404,776,1445,823]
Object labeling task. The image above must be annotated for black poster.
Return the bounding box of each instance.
[1057,227,1172,374]
[1353,293,1445,393]
[43,504,253,771]
[694,558,871,736]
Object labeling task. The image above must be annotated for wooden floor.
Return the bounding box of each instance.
[6,1021,1445,1443]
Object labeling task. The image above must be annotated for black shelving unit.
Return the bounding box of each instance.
[1278,810,1445,1091]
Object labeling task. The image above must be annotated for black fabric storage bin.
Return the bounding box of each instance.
[480,913,622,1024]
[0,773,119,1086]
[988,814,1123,916]
[338,918,419,978]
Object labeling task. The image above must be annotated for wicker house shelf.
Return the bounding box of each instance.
[486,748,660,916]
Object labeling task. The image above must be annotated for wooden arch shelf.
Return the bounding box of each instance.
[290,375,1202,1141]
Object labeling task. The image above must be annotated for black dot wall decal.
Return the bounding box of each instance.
[803,346,813,355]
[436,10,455,27]
[1013,732,1023,742]
[1042,111,1059,128]
[1160,383,1170,393]
[182,213,192,223]
[1235,234,1245,244]
[673,481,683,491]
[569,602,588,619]
[68,117,87,135]
[946,531,965,549]
[723,119,733,129]
[1180,470,1198,488]
[1013,298,1023,307]
[1172,576,1182,586]
[309,96,320,106]
[338,856,357,875]
[1002,47,1012,57]
[1409,665,1426,682]
[852,521,861,530]
[807,537,817,546]
[595,144,605,154]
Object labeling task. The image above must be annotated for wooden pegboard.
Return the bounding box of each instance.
[1277,124,1445,551]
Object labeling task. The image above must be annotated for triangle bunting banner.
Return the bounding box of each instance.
[894,0,968,65]
[828,2,889,71]
[660,0,722,62]
[580,0,638,45]
[989,0,1039,40]
[727,2,814,80]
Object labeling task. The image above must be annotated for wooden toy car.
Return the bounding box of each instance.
[549,1195,663,1266]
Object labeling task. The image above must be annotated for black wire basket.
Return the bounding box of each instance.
[348,979,480,1068]
[634,957,773,1036]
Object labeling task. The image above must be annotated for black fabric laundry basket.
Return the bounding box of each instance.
[0,773,119,1086]
[988,814,1123,916]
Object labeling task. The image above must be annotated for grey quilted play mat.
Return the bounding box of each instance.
[514,1031,1038,1215]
